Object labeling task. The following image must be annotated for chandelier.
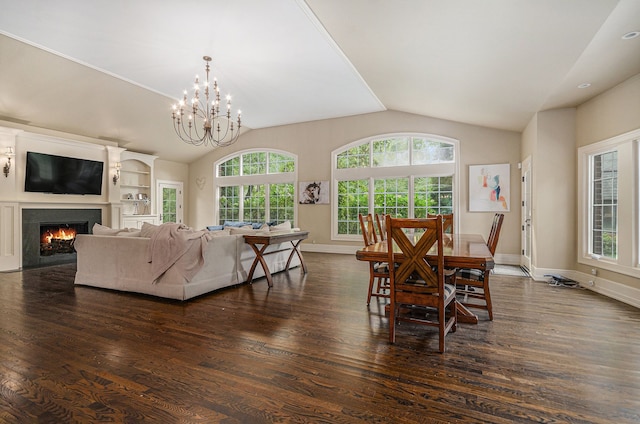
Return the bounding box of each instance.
[171,56,242,147]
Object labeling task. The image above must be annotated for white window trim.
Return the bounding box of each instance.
[331,132,460,241]
[577,128,640,278]
[213,148,298,225]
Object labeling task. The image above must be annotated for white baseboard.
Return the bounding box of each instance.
[300,245,640,310]
[301,243,358,255]
[530,266,640,309]
[494,253,520,265]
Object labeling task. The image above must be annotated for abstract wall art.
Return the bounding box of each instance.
[468,163,510,212]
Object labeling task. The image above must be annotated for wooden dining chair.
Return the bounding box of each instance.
[455,213,504,320]
[385,215,457,353]
[358,213,390,305]
[375,213,387,241]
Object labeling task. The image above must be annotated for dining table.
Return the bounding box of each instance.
[355,233,495,324]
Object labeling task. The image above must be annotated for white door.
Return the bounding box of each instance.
[157,181,184,224]
[520,157,532,272]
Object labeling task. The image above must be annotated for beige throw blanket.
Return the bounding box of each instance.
[146,223,213,283]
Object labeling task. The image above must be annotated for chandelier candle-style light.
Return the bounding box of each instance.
[172,56,242,147]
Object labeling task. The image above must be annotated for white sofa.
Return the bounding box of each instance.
[73,225,301,300]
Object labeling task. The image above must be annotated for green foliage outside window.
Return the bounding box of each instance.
[242,152,267,175]
[372,138,409,167]
[373,178,409,218]
[591,151,618,259]
[337,180,369,235]
[219,186,240,222]
[335,136,456,236]
[162,188,177,223]
[269,183,295,223]
[337,144,370,169]
[218,156,240,177]
[216,151,296,225]
[268,153,295,174]
[243,184,266,222]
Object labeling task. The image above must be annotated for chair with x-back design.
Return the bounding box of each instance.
[386,215,457,352]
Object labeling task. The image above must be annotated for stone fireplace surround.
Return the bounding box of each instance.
[22,208,102,268]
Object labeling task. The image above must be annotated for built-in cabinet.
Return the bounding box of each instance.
[119,151,158,229]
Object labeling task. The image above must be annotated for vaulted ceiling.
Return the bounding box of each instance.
[1,0,639,163]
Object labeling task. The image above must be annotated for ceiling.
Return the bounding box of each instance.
[0,0,639,163]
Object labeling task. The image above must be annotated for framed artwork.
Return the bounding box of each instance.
[468,163,510,212]
[299,181,330,204]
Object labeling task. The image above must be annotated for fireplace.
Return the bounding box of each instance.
[39,222,88,256]
[22,209,102,268]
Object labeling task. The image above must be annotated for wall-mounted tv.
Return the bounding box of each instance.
[25,152,104,195]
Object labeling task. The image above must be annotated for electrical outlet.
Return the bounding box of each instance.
[587,280,595,287]
[591,268,597,276]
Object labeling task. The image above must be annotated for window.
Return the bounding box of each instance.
[591,151,617,259]
[578,128,640,278]
[215,150,296,225]
[332,134,459,240]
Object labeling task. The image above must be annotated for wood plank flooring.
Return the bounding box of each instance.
[1,252,639,423]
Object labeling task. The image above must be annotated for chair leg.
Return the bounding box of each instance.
[367,264,375,305]
[438,303,445,353]
[483,275,493,320]
[376,277,384,294]
[389,299,396,344]
[450,299,457,333]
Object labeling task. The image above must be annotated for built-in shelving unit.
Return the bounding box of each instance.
[119,151,158,228]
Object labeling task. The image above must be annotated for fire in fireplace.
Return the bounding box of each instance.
[39,222,88,256]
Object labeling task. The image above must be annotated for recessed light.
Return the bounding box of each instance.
[578,83,591,89]
[622,31,640,40]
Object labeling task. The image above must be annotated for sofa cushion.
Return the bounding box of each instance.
[229,227,259,235]
[117,230,142,237]
[210,228,232,237]
[207,225,224,231]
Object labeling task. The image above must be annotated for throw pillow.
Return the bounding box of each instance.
[92,223,122,235]
[140,222,159,238]
[223,221,252,228]
[270,220,292,231]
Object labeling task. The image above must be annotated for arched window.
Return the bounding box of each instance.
[214,149,297,225]
[331,133,459,239]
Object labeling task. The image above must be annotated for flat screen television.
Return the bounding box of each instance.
[25,152,104,195]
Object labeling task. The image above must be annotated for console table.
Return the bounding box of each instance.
[243,230,309,287]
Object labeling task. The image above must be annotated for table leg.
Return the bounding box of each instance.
[246,243,275,288]
[285,239,307,274]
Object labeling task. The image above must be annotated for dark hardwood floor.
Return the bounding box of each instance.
[1,253,639,423]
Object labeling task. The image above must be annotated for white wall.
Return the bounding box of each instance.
[0,123,188,270]
[575,73,640,290]
[533,108,576,271]
[189,110,522,257]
